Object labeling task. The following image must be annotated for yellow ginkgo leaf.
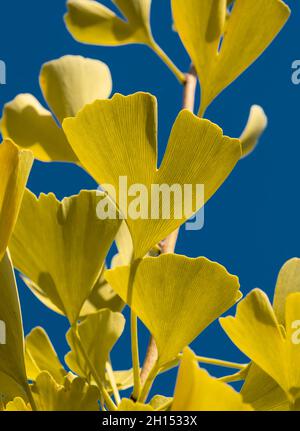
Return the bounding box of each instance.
[80,269,124,316]
[0,252,30,403]
[63,92,241,259]
[80,223,131,316]
[65,0,153,46]
[220,289,287,393]
[1,55,112,162]
[0,141,30,404]
[220,289,300,402]
[118,399,153,411]
[114,221,133,266]
[285,293,300,398]
[241,363,288,411]
[9,189,121,324]
[24,266,124,318]
[106,254,241,366]
[1,95,76,163]
[40,55,112,124]
[31,372,99,411]
[0,372,28,407]
[240,105,268,158]
[150,395,172,411]
[172,348,252,411]
[171,0,290,115]
[25,327,67,384]
[65,309,125,380]
[4,397,31,411]
[273,258,300,326]
[113,369,134,392]
[0,140,33,261]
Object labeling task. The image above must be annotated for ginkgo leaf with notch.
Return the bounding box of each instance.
[0,139,33,261]
[63,92,241,259]
[171,0,290,115]
[25,327,67,385]
[31,372,99,411]
[220,289,300,403]
[65,1,185,82]
[172,348,253,411]
[273,258,300,326]
[106,254,241,366]
[241,363,289,411]
[9,189,121,324]
[65,0,153,46]
[65,309,125,381]
[0,252,30,405]
[1,55,112,162]
[80,268,124,316]
[4,397,31,411]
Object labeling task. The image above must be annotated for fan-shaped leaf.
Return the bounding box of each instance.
[80,269,124,316]
[1,56,112,162]
[65,0,153,46]
[65,309,125,380]
[63,92,241,259]
[241,363,288,411]
[106,254,241,365]
[0,252,29,402]
[220,289,300,401]
[273,258,300,326]
[4,397,31,411]
[40,55,112,123]
[1,95,75,163]
[172,348,252,411]
[171,0,290,115]
[0,140,33,260]
[31,372,99,411]
[25,327,67,384]
[9,189,121,323]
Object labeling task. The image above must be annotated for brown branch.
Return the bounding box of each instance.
[139,65,198,388]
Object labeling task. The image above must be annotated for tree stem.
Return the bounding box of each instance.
[139,65,198,387]
[140,335,158,386]
[138,362,160,403]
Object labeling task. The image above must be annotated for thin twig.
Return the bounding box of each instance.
[140,336,158,387]
[106,361,121,405]
[150,39,186,84]
[195,355,248,370]
[161,355,247,375]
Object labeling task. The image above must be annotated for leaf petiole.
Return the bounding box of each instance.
[149,39,186,84]
[71,325,117,411]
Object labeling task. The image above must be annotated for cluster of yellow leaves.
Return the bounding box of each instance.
[0,0,295,412]
[0,141,33,408]
[221,258,300,410]
[64,0,289,155]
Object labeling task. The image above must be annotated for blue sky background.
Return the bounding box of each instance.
[0,0,299,399]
